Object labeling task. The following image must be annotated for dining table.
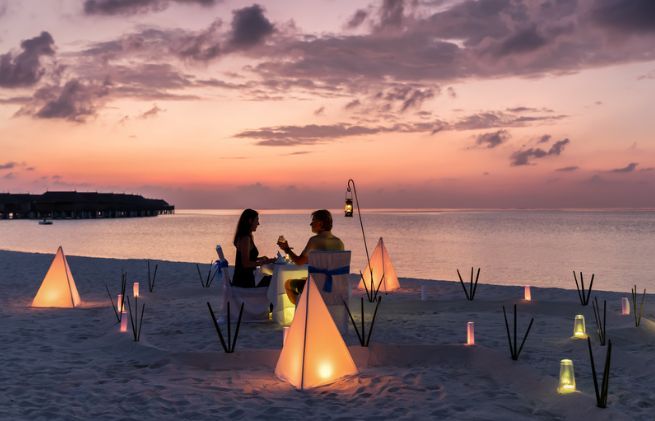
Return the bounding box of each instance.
[262,262,308,325]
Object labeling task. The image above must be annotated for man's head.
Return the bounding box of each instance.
[310,209,333,233]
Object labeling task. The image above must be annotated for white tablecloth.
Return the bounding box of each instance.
[263,263,308,325]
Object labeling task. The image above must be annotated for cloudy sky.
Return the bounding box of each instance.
[1,0,654,208]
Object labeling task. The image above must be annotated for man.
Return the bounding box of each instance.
[277,209,344,304]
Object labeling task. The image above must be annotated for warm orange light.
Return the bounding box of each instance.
[133,282,139,298]
[358,237,400,293]
[275,276,357,390]
[524,285,531,301]
[466,321,475,345]
[344,198,353,217]
[283,326,289,345]
[32,246,81,308]
[117,294,124,313]
[120,312,128,332]
[621,297,630,315]
[318,362,334,379]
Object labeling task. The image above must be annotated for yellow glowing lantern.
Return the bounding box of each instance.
[466,321,475,345]
[621,297,630,315]
[133,282,139,298]
[120,312,128,332]
[275,276,357,390]
[32,246,81,308]
[283,305,295,325]
[344,198,353,217]
[557,359,576,393]
[358,237,400,293]
[572,315,587,339]
[524,285,531,301]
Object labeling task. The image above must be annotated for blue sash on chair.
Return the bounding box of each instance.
[308,265,350,292]
[214,259,229,282]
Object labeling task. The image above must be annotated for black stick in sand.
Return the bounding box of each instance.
[147,260,159,292]
[502,304,534,361]
[125,295,146,342]
[207,301,244,353]
[630,285,646,327]
[457,267,480,301]
[591,296,607,346]
[343,296,382,347]
[196,261,217,288]
[572,271,594,305]
[587,337,612,408]
[105,271,127,323]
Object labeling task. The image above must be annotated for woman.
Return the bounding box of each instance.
[232,209,274,288]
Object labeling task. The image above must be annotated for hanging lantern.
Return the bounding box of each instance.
[524,285,531,301]
[133,282,139,298]
[344,198,353,217]
[557,359,576,393]
[621,297,630,315]
[572,315,587,339]
[466,321,475,345]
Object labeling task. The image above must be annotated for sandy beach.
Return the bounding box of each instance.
[1,248,653,420]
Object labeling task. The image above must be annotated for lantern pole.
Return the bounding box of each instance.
[346,179,371,272]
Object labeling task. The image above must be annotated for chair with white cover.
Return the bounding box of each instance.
[216,245,270,322]
[307,250,352,334]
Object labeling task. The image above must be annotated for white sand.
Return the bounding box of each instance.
[1,249,653,420]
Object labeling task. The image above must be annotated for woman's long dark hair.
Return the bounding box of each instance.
[233,208,259,246]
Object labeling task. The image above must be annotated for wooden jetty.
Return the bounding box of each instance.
[0,191,174,220]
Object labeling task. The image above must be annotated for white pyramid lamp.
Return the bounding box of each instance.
[32,246,81,308]
[275,276,357,390]
[358,237,400,293]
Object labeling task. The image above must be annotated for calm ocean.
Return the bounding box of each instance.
[1,209,654,292]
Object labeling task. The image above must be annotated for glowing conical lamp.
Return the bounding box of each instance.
[32,246,81,308]
[275,276,357,390]
[358,237,400,293]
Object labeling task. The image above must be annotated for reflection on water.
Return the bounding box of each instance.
[1,209,654,292]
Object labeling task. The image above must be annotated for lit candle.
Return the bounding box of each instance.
[133,282,139,298]
[524,285,531,301]
[572,315,587,339]
[283,326,289,345]
[557,359,576,393]
[117,294,123,313]
[466,321,475,345]
[621,297,630,315]
[120,312,128,332]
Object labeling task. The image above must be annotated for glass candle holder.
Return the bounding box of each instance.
[557,359,576,393]
[466,321,475,345]
[572,315,587,339]
[621,297,630,315]
[120,312,128,333]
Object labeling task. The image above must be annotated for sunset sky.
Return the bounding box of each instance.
[1,0,654,209]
